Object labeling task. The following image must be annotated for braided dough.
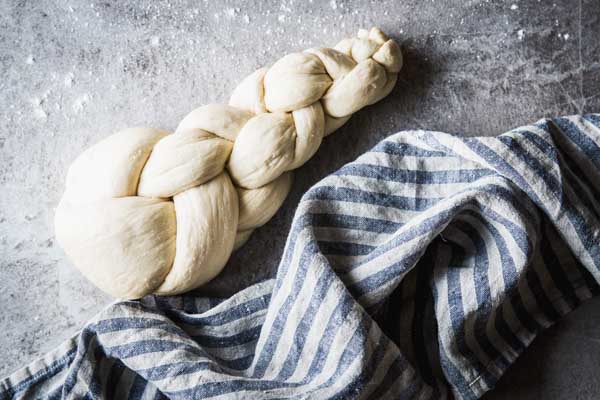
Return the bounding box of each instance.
[55,27,402,299]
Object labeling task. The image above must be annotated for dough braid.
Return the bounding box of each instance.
[55,27,403,299]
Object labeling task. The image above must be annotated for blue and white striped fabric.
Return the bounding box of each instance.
[3,114,600,400]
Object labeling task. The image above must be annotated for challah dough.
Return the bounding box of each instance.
[55,27,403,299]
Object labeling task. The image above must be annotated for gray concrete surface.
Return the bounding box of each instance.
[1,0,599,397]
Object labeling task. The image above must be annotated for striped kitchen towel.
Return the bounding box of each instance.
[2,114,600,400]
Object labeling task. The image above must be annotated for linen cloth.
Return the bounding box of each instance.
[2,114,600,400]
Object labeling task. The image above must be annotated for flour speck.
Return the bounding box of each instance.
[33,108,47,120]
[510,4,518,10]
[225,8,237,19]
[64,72,74,87]
[26,55,35,65]
[24,213,37,221]
[73,94,91,112]
[517,29,525,40]
[151,36,160,47]
[330,0,337,10]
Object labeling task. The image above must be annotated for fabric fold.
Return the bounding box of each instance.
[2,114,600,400]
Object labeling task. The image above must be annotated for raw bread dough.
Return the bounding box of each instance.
[55,27,403,299]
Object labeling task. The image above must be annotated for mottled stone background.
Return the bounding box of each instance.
[1,0,599,397]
